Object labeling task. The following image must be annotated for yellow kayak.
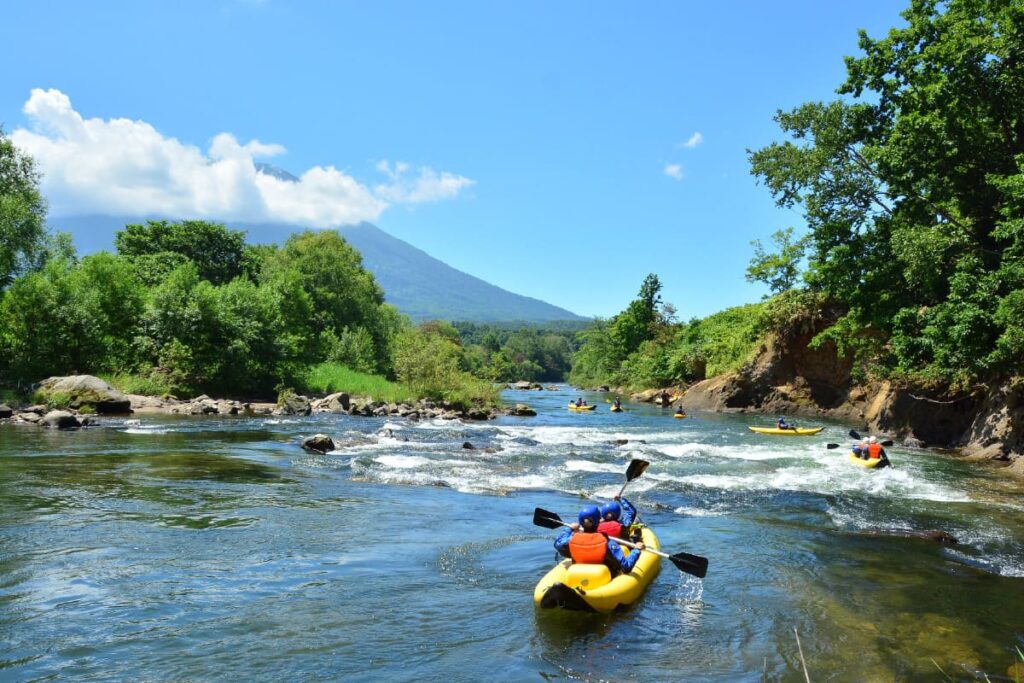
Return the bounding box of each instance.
[849,452,887,468]
[610,405,623,412]
[568,403,596,411]
[534,527,661,613]
[673,412,687,419]
[748,426,823,436]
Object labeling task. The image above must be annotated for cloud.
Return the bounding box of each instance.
[682,131,703,149]
[663,164,683,181]
[10,88,473,226]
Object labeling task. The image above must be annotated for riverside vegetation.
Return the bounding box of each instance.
[570,0,1024,466]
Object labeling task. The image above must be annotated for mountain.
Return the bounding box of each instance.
[50,215,584,323]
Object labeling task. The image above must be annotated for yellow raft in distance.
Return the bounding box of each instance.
[533,527,661,613]
[568,403,597,411]
[610,405,623,412]
[673,412,686,419]
[747,426,823,436]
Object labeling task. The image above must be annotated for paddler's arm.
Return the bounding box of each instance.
[553,523,577,558]
[616,496,637,527]
[608,538,645,573]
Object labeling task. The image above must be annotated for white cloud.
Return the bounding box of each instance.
[663,163,683,181]
[682,131,703,149]
[10,88,473,226]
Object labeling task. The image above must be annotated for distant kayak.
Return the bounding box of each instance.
[673,413,687,419]
[568,403,596,411]
[534,527,661,612]
[610,405,623,412]
[849,452,887,468]
[747,426,823,436]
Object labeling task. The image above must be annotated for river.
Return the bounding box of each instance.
[1,387,1022,681]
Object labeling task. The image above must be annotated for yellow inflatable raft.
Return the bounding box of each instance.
[533,527,661,612]
[610,405,623,412]
[849,452,887,468]
[747,426,823,436]
[568,403,597,411]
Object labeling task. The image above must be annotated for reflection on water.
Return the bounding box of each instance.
[0,388,1022,680]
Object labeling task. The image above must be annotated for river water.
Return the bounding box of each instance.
[1,387,1022,681]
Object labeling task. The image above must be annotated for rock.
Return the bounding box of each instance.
[39,410,81,429]
[925,530,958,545]
[598,385,610,392]
[0,404,12,419]
[301,434,335,454]
[17,412,41,424]
[510,381,533,390]
[466,409,490,420]
[313,392,350,413]
[274,393,312,416]
[36,375,132,414]
[462,441,475,449]
[512,403,537,417]
[902,437,926,449]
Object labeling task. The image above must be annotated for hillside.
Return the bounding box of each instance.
[49,215,583,323]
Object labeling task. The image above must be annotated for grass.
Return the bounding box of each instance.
[297,362,415,404]
[97,371,175,397]
[0,388,23,406]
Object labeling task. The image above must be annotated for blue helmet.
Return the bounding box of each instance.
[578,504,601,530]
[600,501,621,521]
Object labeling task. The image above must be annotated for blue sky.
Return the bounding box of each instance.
[2,0,908,319]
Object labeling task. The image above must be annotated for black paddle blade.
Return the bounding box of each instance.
[533,507,564,530]
[670,551,709,578]
[626,459,651,482]
[881,440,894,447]
[826,443,841,449]
[849,429,862,440]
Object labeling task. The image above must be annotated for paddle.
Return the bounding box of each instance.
[616,458,650,498]
[532,507,709,578]
[847,430,894,467]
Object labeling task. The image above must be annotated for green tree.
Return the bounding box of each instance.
[115,220,247,285]
[746,227,807,294]
[749,0,1024,384]
[611,273,663,355]
[0,127,48,290]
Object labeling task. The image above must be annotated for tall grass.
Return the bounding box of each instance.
[97,371,175,397]
[297,362,414,403]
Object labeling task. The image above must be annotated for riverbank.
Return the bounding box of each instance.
[624,331,1024,478]
[0,375,537,428]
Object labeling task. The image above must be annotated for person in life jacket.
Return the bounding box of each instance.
[596,497,637,539]
[553,504,644,575]
[854,435,885,460]
[777,416,793,430]
[613,397,622,409]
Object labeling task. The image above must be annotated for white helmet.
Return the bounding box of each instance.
[868,436,877,444]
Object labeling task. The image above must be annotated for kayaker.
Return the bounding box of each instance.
[675,406,687,418]
[777,416,794,430]
[613,397,622,409]
[597,497,636,539]
[660,390,671,406]
[855,435,885,461]
[554,504,644,575]
[575,398,583,407]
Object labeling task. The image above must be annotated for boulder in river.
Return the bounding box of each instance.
[39,410,82,429]
[274,393,312,416]
[512,403,537,416]
[462,441,476,449]
[36,375,132,414]
[301,434,335,454]
[0,404,12,419]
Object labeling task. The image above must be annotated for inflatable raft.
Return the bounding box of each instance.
[533,527,661,612]
[568,403,597,411]
[610,405,623,412]
[747,426,824,436]
[849,452,887,468]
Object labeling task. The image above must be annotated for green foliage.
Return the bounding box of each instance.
[98,371,174,398]
[746,227,807,295]
[392,323,499,407]
[748,0,1024,385]
[611,273,663,355]
[0,127,48,291]
[453,321,577,382]
[115,220,247,285]
[297,362,414,403]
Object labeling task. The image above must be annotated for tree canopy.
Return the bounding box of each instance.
[749,0,1024,386]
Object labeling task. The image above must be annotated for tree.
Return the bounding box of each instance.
[746,227,807,295]
[115,220,247,285]
[0,127,48,290]
[611,273,663,354]
[749,0,1024,384]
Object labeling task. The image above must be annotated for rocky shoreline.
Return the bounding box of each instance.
[622,328,1024,477]
[0,375,538,429]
